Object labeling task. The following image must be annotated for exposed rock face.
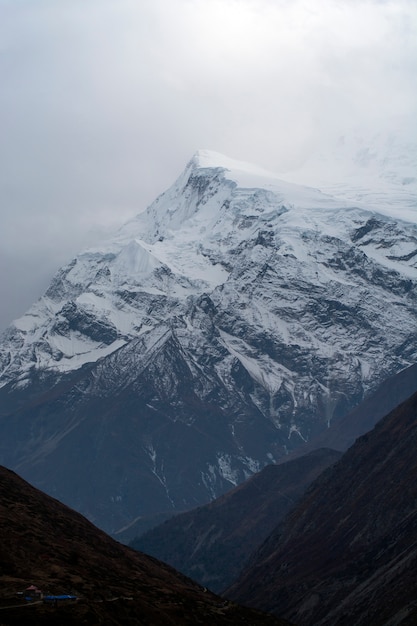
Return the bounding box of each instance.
[131,448,342,593]
[227,392,417,626]
[279,361,417,459]
[130,364,417,592]
[0,465,288,626]
[0,151,416,533]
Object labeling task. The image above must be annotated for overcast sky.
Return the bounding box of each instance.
[0,0,416,330]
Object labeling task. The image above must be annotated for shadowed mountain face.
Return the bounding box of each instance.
[131,448,342,593]
[90,362,417,545]
[0,466,289,626]
[280,361,417,459]
[227,391,417,626]
[131,365,417,595]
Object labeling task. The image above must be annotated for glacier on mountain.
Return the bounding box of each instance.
[0,149,415,534]
[3,150,414,384]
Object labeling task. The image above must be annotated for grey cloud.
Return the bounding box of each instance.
[0,0,416,329]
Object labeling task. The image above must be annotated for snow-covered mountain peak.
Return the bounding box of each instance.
[188,150,341,204]
[0,150,416,534]
[117,150,351,256]
[1,150,416,391]
[190,149,282,182]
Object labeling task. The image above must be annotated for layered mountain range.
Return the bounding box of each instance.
[0,150,416,534]
[227,391,417,626]
[132,447,342,593]
[129,363,417,590]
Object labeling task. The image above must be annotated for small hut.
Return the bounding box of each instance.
[25,585,43,600]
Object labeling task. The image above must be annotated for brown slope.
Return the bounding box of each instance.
[227,391,417,626]
[132,448,341,593]
[0,466,290,626]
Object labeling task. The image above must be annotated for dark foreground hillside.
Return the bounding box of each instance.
[0,466,289,626]
[227,391,417,626]
[132,448,341,593]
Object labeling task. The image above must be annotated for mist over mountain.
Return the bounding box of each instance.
[284,127,417,224]
[0,150,415,535]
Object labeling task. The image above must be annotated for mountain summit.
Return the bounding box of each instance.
[0,151,416,534]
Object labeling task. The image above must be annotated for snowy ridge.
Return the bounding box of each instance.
[1,149,416,388]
